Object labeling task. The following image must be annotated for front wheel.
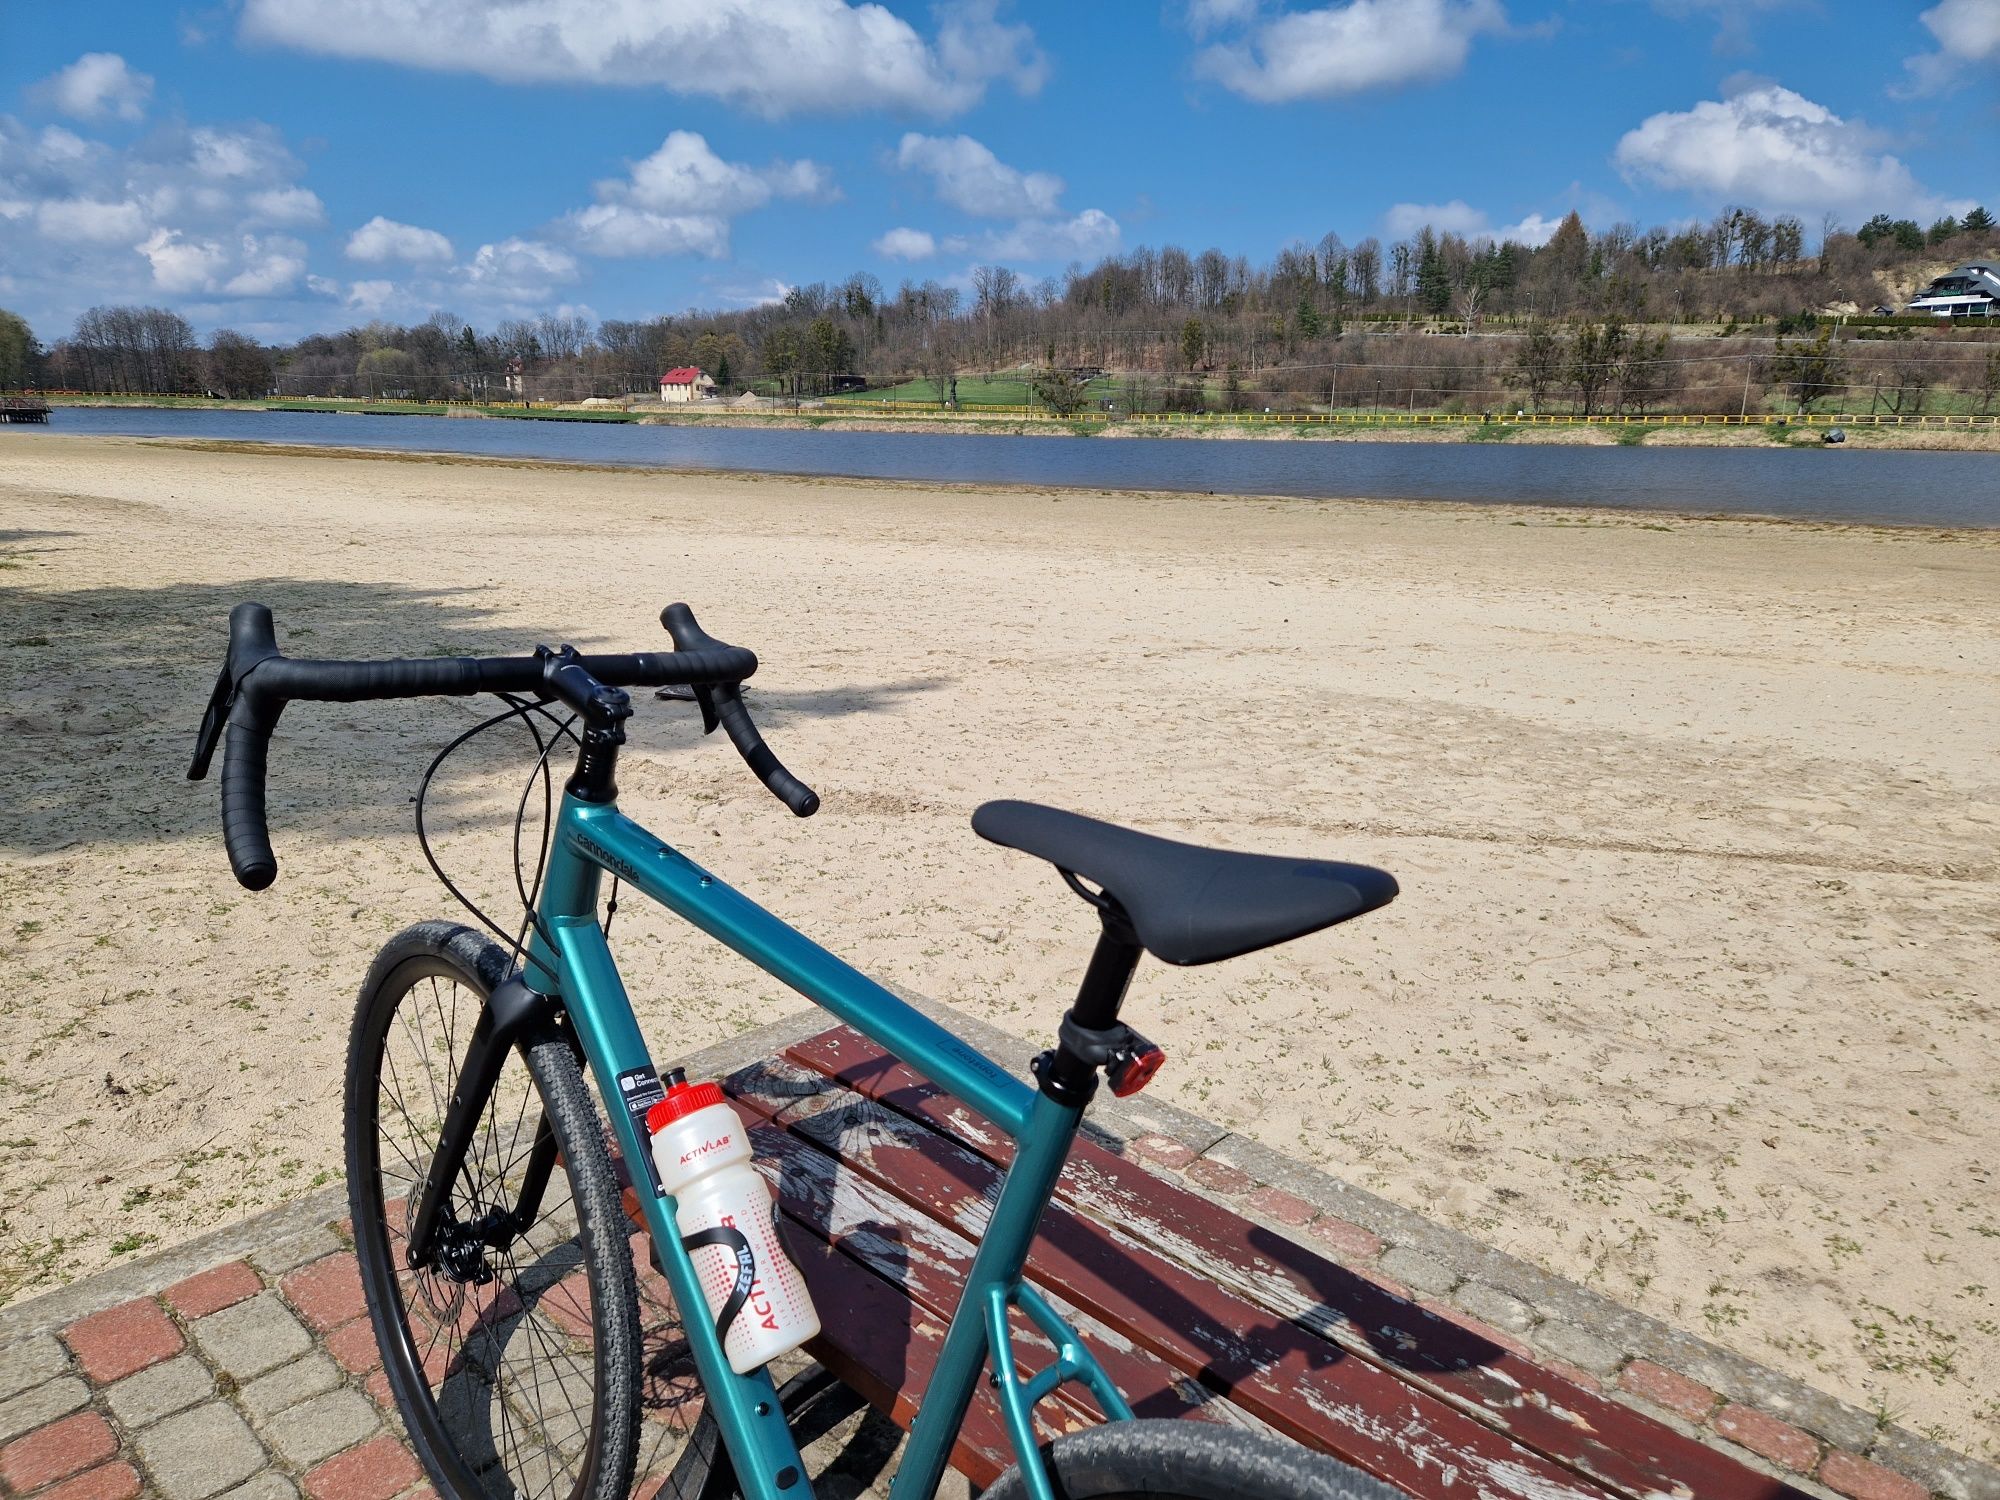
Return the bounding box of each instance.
[982,1421,1398,1500]
[344,922,642,1500]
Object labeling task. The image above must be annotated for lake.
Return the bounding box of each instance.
[18,405,1998,528]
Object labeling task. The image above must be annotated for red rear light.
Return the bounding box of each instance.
[1109,1042,1165,1098]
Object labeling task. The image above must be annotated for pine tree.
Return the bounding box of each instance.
[1962,206,1995,236]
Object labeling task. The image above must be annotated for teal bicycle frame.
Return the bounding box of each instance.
[520,791,1135,1500]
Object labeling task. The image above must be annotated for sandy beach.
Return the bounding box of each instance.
[1,432,1995,1454]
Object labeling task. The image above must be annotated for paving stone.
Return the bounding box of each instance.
[1714,1402,1820,1473]
[251,1227,344,1277]
[1124,1133,1195,1169]
[1306,1215,1385,1261]
[0,1334,73,1402]
[135,1401,267,1500]
[1619,1358,1718,1423]
[303,1433,421,1500]
[190,1293,314,1380]
[38,1460,145,1500]
[1377,1244,1460,1296]
[1821,1450,1930,1500]
[323,1320,383,1376]
[282,1256,368,1334]
[1244,1186,1316,1226]
[240,1353,343,1420]
[1454,1282,1539,1334]
[1530,1319,1625,1377]
[103,1354,215,1429]
[61,1297,185,1383]
[1869,1427,2000,1500]
[0,1373,90,1444]
[1185,1157,1256,1195]
[261,1388,382,1469]
[166,1262,264,1320]
[216,1474,300,1500]
[0,1409,119,1493]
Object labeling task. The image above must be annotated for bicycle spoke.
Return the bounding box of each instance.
[365,964,602,1500]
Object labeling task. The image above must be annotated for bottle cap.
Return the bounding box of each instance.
[646,1076,726,1133]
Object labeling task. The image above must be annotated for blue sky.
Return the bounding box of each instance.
[1,1,1994,342]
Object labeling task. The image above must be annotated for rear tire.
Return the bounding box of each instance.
[345,922,641,1500]
[981,1420,1397,1500]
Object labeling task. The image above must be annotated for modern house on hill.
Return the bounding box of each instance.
[1906,263,2000,318]
[659,367,717,402]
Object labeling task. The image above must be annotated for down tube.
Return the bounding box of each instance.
[545,911,811,1500]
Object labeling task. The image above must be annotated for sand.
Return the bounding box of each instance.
[1,433,1995,1454]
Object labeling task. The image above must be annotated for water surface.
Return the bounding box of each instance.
[20,405,1997,528]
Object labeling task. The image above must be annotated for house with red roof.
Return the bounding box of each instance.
[659,367,717,403]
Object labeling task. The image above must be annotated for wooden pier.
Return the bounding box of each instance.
[0,398,51,423]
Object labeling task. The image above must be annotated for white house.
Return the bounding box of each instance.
[1907,263,2000,318]
[660,367,717,402]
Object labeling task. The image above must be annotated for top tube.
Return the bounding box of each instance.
[545,796,1038,1138]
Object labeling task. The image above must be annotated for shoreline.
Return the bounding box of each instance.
[37,395,2000,452]
[21,430,2000,539]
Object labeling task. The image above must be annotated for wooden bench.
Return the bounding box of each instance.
[638,1025,1808,1499]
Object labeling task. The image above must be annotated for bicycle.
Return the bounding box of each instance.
[190,600,1402,1500]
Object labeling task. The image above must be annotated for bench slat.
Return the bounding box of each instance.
[725,1084,1238,1433]
[741,1054,1616,1500]
[788,1027,1810,1500]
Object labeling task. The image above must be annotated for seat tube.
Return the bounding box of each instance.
[888,1087,1086,1500]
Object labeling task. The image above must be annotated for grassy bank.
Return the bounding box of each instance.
[34,393,2000,449]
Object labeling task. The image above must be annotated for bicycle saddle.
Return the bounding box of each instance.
[971,800,1397,966]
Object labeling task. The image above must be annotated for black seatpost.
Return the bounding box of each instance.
[1038,907,1142,1106]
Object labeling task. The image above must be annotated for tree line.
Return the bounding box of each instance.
[2,202,1994,415]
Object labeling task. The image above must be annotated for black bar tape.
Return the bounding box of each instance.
[200,598,773,891]
[711,686,819,818]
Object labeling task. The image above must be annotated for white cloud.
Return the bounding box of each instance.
[560,131,830,260]
[246,186,325,226]
[187,126,298,182]
[1187,0,1261,37]
[964,209,1121,262]
[1921,0,2000,58]
[1195,0,1507,102]
[1,108,336,326]
[618,131,831,215]
[1614,83,1957,219]
[139,229,232,293]
[35,53,154,123]
[895,133,1062,217]
[461,237,579,297]
[238,0,1044,118]
[1900,0,2000,92]
[345,215,455,264]
[873,226,938,260]
[345,279,399,314]
[224,235,308,296]
[1384,200,1563,245]
[35,197,146,244]
[565,204,729,258]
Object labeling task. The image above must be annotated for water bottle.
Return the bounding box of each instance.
[647,1070,821,1374]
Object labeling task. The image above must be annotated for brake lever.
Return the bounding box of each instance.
[188,663,235,780]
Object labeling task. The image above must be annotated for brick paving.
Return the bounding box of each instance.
[0,1009,1990,1500]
